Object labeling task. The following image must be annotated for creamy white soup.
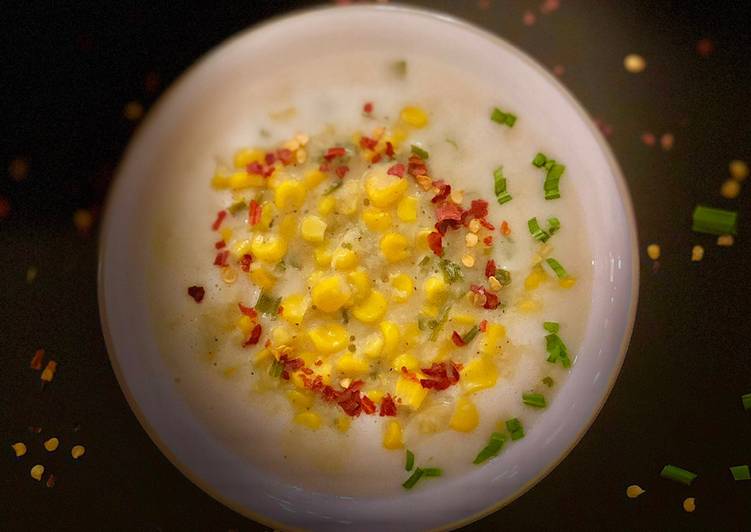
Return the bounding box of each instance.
[148,52,591,496]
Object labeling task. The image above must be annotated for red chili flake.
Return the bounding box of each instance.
[319,161,331,172]
[277,305,284,316]
[479,218,495,231]
[321,385,339,402]
[238,303,257,318]
[276,148,294,165]
[265,152,277,166]
[485,259,497,278]
[359,136,378,150]
[387,163,405,177]
[249,200,261,226]
[324,146,347,161]
[214,240,226,249]
[483,291,500,310]
[363,102,373,114]
[431,180,451,203]
[243,324,262,346]
[483,236,494,246]
[523,10,536,26]
[465,199,488,220]
[696,37,714,57]
[379,394,397,416]
[335,165,349,178]
[401,366,418,380]
[479,320,488,332]
[419,361,461,390]
[361,395,377,415]
[451,331,466,347]
[371,153,383,164]
[213,250,229,267]
[247,161,264,175]
[501,220,511,236]
[408,155,428,177]
[187,285,205,303]
[239,254,253,272]
[30,349,45,370]
[211,210,227,231]
[436,201,463,223]
[301,367,314,375]
[0,196,10,220]
[385,142,394,158]
[45,473,56,488]
[280,354,305,372]
[427,231,444,257]
[641,132,656,147]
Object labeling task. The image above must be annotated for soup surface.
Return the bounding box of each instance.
[148,51,592,496]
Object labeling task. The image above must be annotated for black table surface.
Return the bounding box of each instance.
[2,1,750,530]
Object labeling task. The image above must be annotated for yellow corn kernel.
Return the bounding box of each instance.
[211,171,229,189]
[396,376,428,410]
[229,171,265,189]
[332,247,359,271]
[482,323,506,356]
[451,313,475,326]
[383,420,404,449]
[237,315,255,336]
[347,269,372,301]
[423,274,448,304]
[352,290,387,323]
[336,416,352,433]
[380,321,400,355]
[233,147,264,168]
[380,232,411,263]
[271,325,293,346]
[311,274,351,313]
[318,195,336,215]
[219,227,233,242]
[250,267,277,289]
[366,173,409,208]
[308,322,349,353]
[461,355,499,393]
[416,227,433,250]
[390,127,408,147]
[300,215,327,243]
[293,411,321,430]
[314,247,333,268]
[362,207,392,232]
[274,180,306,211]
[363,332,384,359]
[524,266,547,291]
[335,355,370,376]
[231,238,253,259]
[401,323,421,350]
[400,106,429,128]
[259,202,275,230]
[420,304,439,319]
[303,169,327,189]
[250,234,288,263]
[434,338,456,362]
[254,348,273,366]
[367,389,385,404]
[281,294,308,325]
[287,389,314,410]
[449,396,479,432]
[559,277,577,289]
[390,273,414,302]
[518,299,541,313]
[392,352,419,372]
[396,196,418,222]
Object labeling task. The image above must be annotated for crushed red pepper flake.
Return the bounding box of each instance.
[359,136,378,150]
[363,102,373,114]
[249,200,261,226]
[427,231,444,256]
[451,331,466,347]
[0,196,11,220]
[385,141,395,158]
[30,349,45,370]
[214,240,226,249]
[485,259,497,278]
[243,324,262,346]
[379,394,397,416]
[479,320,488,332]
[211,210,227,231]
[213,250,230,267]
[187,286,205,303]
[500,220,511,236]
[483,235,494,246]
[387,163,405,177]
[238,303,257,318]
[335,165,350,178]
[361,395,377,415]
[239,254,253,272]
[41,360,57,384]
[419,361,462,390]
[45,473,57,488]
[324,146,347,161]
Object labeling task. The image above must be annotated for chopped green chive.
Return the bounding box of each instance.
[461,325,479,344]
[542,376,555,387]
[532,153,548,167]
[730,465,750,481]
[429,306,451,342]
[439,259,464,283]
[495,268,511,286]
[522,392,546,408]
[543,159,556,172]
[392,60,407,78]
[445,138,459,149]
[528,217,550,243]
[274,260,287,273]
[505,418,525,440]
[547,217,561,235]
[405,450,415,471]
[742,393,751,411]
[411,144,429,160]
[228,200,247,215]
[255,291,281,316]
[491,107,517,127]
[692,205,738,236]
[422,467,443,477]
[660,465,697,485]
[543,321,560,333]
[323,180,343,195]
[544,163,565,200]
[473,432,505,464]
[418,255,431,267]
[545,333,571,368]
[402,468,424,490]
[546,258,568,279]
[341,308,349,324]
[493,167,512,205]
[269,359,284,378]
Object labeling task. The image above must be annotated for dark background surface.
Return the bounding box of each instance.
[2,1,750,530]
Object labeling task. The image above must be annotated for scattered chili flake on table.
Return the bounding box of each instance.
[187,285,205,303]
[45,473,57,488]
[640,132,656,147]
[660,132,674,151]
[40,360,57,384]
[363,102,373,114]
[30,349,45,370]
[123,100,144,121]
[696,38,714,57]
[73,209,94,234]
[9,157,29,181]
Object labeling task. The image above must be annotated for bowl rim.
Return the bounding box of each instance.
[98,4,639,530]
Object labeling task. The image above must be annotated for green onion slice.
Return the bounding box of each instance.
[411,144,429,160]
[542,376,555,387]
[547,217,561,235]
[493,167,512,205]
[228,200,247,215]
[546,258,568,279]
[545,333,571,368]
[491,107,517,127]
[505,418,525,440]
[402,468,424,490]
[461,325,479,344]
[730,465,750,481]
[422,468,443,477]
[544,163,565,200]
[532,153,548,167]
[495,268,511,286]
[660,465,697,485]
[405,450,415,471]
[255,291,281,316]
[473,432,506,464]
[528,217,550,243]
[269,359,284,378]
[543,321,560,333]
[522,392,546,408]
[439,259,464,283]
[692,205,738,236]
[323,180,343,195]
[743,393,751,411]
[429,306,451,342]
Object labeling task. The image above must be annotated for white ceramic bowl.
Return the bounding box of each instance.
[99,5,638,530]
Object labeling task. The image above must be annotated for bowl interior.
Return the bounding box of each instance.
[99,5,638,530]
